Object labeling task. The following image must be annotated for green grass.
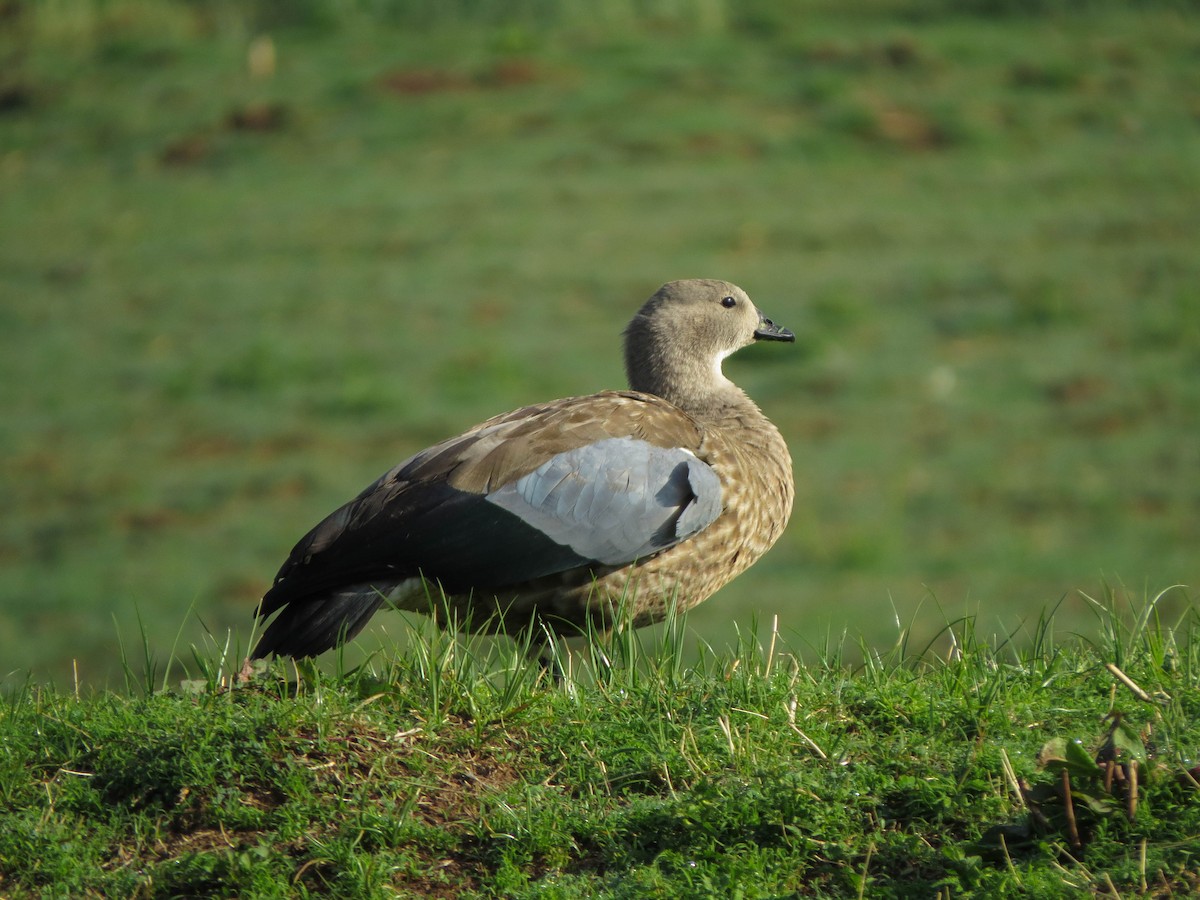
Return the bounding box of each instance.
[1,0,1199,686]
[2,596,1198,897]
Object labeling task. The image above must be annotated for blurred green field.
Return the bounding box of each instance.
[2,0,1198,687]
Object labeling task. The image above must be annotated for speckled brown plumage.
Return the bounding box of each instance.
[425,390,793,634]
[252,279,794,660]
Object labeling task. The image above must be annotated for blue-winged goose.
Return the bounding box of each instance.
[252,279,794,659]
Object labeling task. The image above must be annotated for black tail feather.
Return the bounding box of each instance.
[251,592,385,659]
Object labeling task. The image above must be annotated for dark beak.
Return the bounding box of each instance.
[754,312,795,343]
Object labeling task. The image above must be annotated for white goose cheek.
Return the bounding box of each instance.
[712,348,735,384]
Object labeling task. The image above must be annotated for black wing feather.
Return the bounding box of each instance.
[259,479,592,618]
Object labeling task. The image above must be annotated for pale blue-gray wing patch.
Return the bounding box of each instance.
[484,437,722,565]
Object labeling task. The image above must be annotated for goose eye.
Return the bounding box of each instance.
[721,296,737,308]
